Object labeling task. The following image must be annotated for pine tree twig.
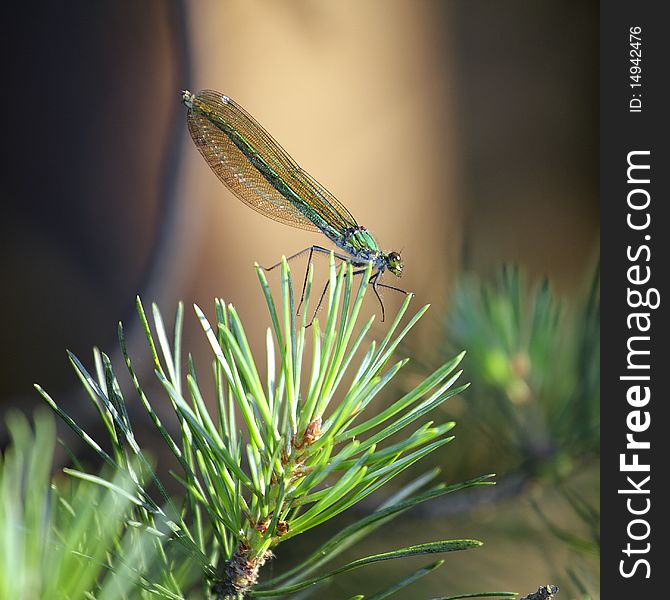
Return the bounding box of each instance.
[520,584,559,600]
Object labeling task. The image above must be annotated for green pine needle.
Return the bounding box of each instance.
[32,255,491,598]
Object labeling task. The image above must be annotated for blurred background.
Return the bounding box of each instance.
[1,1,598,598]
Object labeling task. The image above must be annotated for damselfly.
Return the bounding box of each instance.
[182,89,407,320]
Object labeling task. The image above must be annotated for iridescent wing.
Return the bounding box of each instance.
[185,90,358,233]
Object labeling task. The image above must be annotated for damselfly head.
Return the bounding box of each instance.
[386,251,403,277]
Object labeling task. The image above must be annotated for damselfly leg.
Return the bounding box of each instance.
[369,270,408,322]
[263,248,408,326]
[262,245,356,315]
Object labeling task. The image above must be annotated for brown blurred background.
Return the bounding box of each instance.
[1,1,598,597]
